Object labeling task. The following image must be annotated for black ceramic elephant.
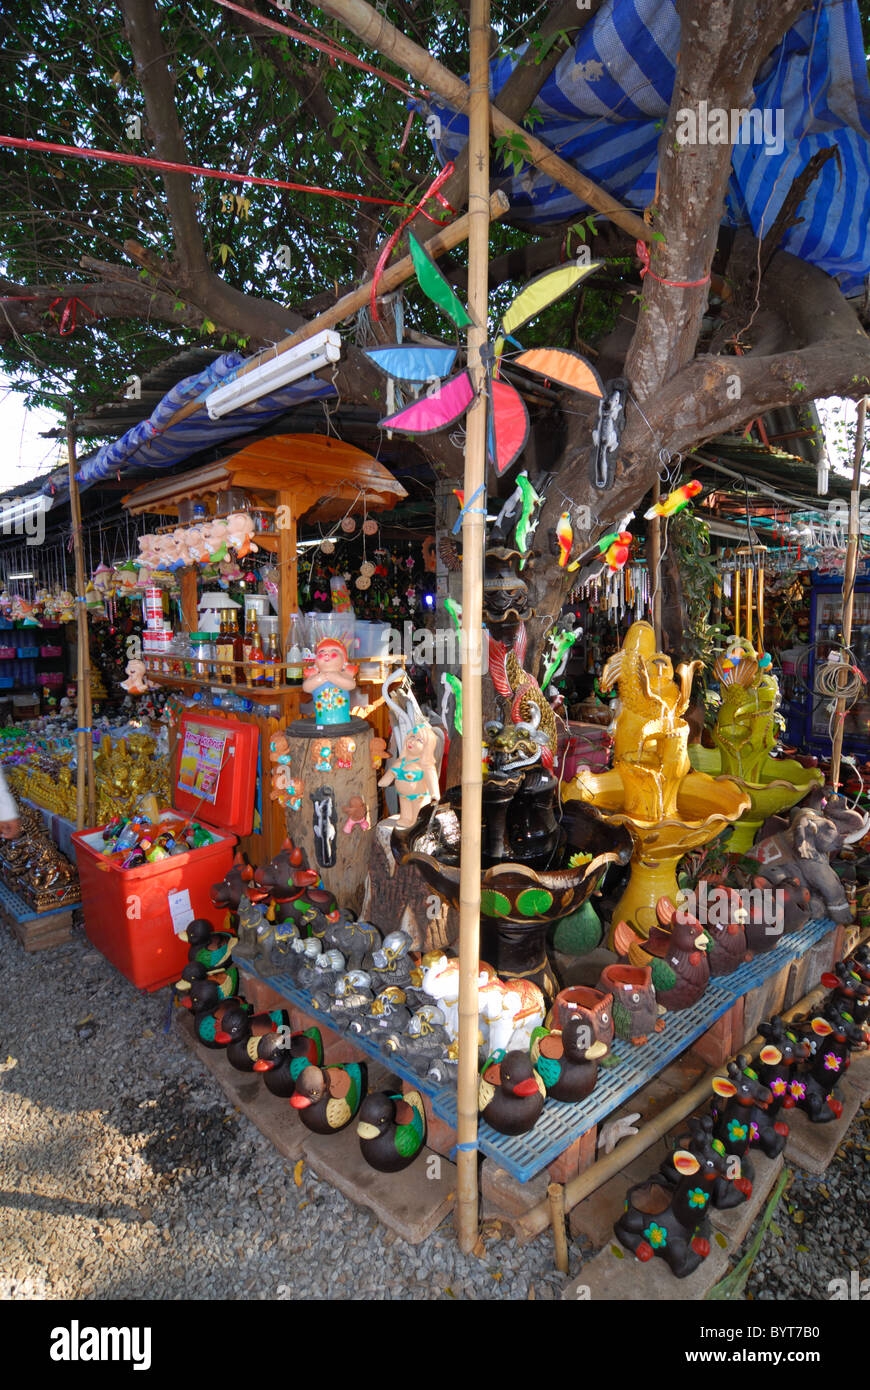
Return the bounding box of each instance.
[747,794,869,924]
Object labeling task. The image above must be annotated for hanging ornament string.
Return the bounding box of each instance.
[370,163,457,322]
[635,240,711,289]
[0,135,412,209]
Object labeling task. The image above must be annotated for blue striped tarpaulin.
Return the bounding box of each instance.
[424,0,870,294]
[54,352,337,496]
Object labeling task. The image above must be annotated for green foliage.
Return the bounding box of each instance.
[670,503,725,670]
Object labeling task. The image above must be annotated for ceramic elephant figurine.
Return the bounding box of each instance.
[746,794,869,924]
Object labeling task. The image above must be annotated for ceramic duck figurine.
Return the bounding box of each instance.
[174,961,239,1011]
[218,1004,290,1071]
[357,1090,427,1172]
[530,1018,608,1102]
[478,1049,546,1135]
[289,1062,367,1134]
[254,1027,323,1098]
[180,918,238,971]
[190,996,250,1050]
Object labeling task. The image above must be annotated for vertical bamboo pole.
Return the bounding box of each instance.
[456,0,490,1256]
[648,478,661,646]
[830,396,867,790]
[66,412,90,831]
[547,1183,570,1273]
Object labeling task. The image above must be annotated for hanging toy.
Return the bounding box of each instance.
[566,531,633,574]
[644,480,702,519]
[441,672,463,735]
[556,511,574,568]
[590,379,628,491]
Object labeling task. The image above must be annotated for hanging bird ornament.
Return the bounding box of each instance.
[556,511,574,568]
[644,480,702,519]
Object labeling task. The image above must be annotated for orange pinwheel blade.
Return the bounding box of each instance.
[515,348,604,398]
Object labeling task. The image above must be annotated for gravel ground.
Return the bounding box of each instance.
[2,923,866,1302]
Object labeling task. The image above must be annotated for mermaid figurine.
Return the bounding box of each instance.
[379,722,440,826]
[303,638,358,728]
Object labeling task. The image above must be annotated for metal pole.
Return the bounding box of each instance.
[455,0,490,1256]
[66,412,89,831]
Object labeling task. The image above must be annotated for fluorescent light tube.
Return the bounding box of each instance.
[206,329,342,419]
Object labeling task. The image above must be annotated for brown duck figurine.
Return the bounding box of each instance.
[530,1017,608,1102]
[289,1062,367,1134]
[357,1090,426,1172]
[478,1049,546,1135]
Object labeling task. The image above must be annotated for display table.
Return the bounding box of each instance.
[236,917,840,1182]
[20,798,77,861]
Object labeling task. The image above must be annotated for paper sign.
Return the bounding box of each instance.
[168,888,195,937]
[177,724,228,804]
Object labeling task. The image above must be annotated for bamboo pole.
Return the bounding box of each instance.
[547,1183,570,1273]
[66,413,90,831]
[316,0,651,245]
[455,0,489,1257]
[513,968,850,1244]
[830,395,867,790]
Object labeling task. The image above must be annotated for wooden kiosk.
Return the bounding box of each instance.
[123,433,406,873]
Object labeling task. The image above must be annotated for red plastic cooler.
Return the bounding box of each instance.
[73,714,259,991]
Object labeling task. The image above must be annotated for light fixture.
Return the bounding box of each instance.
[206,329,342,419]
[7,572,35,580]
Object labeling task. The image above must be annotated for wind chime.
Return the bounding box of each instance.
[723,546,767,648]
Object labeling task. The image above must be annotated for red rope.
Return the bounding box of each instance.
[635,239,711,289]
[0,134,410,208]
[213,0,423,97]
[370,162,455,321]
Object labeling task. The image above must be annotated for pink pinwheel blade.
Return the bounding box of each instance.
[488,378,530,475]
[379,370,474,435]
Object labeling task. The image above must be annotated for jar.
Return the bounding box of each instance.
[190,633,213,679]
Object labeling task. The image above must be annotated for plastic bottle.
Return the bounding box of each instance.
[285,612,305,685]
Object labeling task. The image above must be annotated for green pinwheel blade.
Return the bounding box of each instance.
[408,232,474,329]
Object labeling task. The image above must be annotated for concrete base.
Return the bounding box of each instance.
[175,1011,308,1162]
[301,1124,456,1245]
[783,1077,864,1175]
[562,1233,731,1301]
[708,1151,783,1247]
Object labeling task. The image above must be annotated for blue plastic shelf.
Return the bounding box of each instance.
[0,876,79,923]
[238,917,839,1184]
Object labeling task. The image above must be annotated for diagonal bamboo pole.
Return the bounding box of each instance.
[316,0,651,244]
[455,0,489,1257]
[830,395,867,790]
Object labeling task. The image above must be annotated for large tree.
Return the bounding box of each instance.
[2,0,869,659]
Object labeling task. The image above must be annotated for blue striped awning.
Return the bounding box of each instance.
[424,0,870,294]
[50,352,337,496]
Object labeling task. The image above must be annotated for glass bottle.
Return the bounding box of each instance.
[246,623,265,686]
[242,605,258,676]
[264,631,280,687]
[217,611,234,684]
[229,608,245,685]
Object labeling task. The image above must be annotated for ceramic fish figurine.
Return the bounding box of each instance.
[254,1027,323,1098]
[478,1049,546,1135]
[218,1005,290,1071]
[530,1018,608,1102]
[643,479,702,519]
[556,511,573,568]
[357,1090,426,1173]
[289,1063,367,1134]
[179,918,238,971]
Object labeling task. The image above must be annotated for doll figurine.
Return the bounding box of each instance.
[303,639,358,728]
[120,659,151,695]
[379,722,440,827]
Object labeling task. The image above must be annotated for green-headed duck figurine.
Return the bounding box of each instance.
[357,1090,426,1173]
[179,918,238,971]
[253,1027,324,1098]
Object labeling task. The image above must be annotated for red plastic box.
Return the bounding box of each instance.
[72,714,258,991]
[73,815,235,991]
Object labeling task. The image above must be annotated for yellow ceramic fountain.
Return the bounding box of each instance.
[688,638,823,854]
[562,622,751,944]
